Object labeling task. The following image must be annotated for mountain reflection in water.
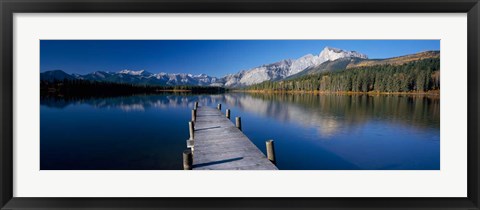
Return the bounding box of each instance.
[41,93,439,170]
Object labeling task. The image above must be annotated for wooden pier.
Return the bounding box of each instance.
[185,105,278,170]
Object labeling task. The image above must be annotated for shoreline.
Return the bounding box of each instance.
[155,89,192,92]
[231,89,440,96]
[41,88,441,97]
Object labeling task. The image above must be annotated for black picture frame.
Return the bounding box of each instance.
[1,0,479,209]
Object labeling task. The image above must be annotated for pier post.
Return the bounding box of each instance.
[194,101,198,110]
[217,104,222,110]
[266,140,276,165]
[189,121,194,140]
[226,109,230,119]
[186,139,194,151]
[183,148,193,170]
[191,109,197,122]
[236,117,242,131]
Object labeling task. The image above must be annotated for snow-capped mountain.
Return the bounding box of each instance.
[118,69,153,77]
[224,59,293,87]
[318,47,368,63]
[284,47,367,77]
[289,54,323,76]
[153,73,222,86]
[40,47,368,87]
[222,47,368,87]
[48,70,223,86]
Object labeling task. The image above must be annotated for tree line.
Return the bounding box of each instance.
[246,58,440,92]
[41,79,226,97]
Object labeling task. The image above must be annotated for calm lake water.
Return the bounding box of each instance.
[40,93,440,170]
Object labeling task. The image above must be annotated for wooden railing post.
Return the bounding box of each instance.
[236,117,242,131]
[226,109,230,119]
[266,140,276,165]
[183,148,193,170]
[217,103,222,110]
[194,101,198,110]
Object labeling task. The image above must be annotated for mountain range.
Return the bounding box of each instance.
[40,47,439,88]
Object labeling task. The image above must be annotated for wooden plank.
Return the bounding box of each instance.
[192,106,278,170]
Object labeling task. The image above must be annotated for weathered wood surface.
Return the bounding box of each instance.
[192,106,278,170]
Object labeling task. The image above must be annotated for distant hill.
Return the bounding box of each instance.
[40,70,75,81]
[347,50,439,68]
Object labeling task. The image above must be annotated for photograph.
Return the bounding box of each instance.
[40,40,440,170]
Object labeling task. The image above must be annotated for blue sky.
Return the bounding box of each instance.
[40,40,439,77]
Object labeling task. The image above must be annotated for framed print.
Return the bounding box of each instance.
[1,0,479,209]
